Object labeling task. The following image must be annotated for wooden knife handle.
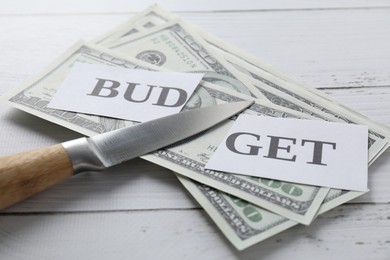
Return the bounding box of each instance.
[0,144,74,210]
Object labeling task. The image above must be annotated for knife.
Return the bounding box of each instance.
[0,100,253,210]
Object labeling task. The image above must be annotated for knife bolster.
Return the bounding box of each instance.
[62,137,107,174]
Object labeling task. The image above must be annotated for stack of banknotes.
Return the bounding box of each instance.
[3,5,390,250]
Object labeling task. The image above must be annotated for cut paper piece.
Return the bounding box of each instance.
[206,114,368,192]
[48,62,203,122]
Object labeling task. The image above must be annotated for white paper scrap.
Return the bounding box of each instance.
[205,114,368,191]
[48,62,203,122]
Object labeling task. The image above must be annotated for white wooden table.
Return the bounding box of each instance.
[0,1,389,259]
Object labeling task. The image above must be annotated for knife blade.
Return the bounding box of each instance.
[0,100,253,209]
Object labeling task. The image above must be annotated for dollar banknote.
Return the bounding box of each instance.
[177,175,297,250]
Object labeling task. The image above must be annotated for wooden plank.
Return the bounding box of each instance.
[1,0,390,14]
[354,148,390,203]
[323,86,390,126]
[0,204,389,259]
[2,9,390,92]
[323,86,390,204]
[0,15,127,90]
[180,9,390,89]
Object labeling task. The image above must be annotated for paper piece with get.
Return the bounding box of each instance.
[205,114,368,192]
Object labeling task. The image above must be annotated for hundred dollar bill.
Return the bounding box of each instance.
[177,175,297,250]
[176,174,368,250]
[106,20,264,98]
[2,42,329,224]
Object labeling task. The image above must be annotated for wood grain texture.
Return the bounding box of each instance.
[0,1,389,258]
[180,9,390,89]
[0,204,388,259]
[0,144,73,209]
[1,0,390,14]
